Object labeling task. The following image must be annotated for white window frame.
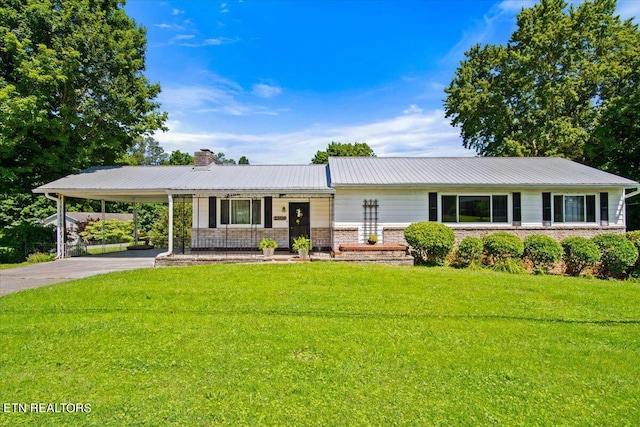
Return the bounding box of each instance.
[552,193,597,224]
[219,198,263,227]
[440,194,510,224]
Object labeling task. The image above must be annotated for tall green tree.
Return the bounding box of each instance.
[122,136,168,165]
[0,0,167,194]
[238,156,250,165]
[311,142,375,164]
[444,0,640,160]
[163,150,193,166]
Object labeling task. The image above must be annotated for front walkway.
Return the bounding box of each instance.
[0,249,164,296]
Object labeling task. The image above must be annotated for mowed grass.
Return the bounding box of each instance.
[1,263,640,426]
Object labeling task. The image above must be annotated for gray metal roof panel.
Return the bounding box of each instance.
[34,164,333,193]
[328,157,638,187]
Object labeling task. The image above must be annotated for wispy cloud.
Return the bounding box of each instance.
[441,1,534,66]
[158,83,280,117]
[155,23,184,31]
[173,34,195,41]
[221,2,230,13]
[403,104,423,115]
[178,37,237,47]
[154,108,472,164]
[252,83,282,98]
[172,8,184,15]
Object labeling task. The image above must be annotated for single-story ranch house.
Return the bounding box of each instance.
[34,149,639,259]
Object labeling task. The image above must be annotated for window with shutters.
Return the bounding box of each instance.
[552,194,596,223]
[220,199,262,226]
[441,194,508,223]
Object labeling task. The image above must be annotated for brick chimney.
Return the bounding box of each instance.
[194,149,218,166]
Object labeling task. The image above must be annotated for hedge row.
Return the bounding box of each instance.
[403,222,640,279]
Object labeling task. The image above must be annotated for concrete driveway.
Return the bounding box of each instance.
[0,249,164,296]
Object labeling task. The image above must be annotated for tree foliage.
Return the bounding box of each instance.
[311,142,375,164]
[121,136,168,166]
[163,150,193,166]
[444,0,640,160]
[0,0,167,194]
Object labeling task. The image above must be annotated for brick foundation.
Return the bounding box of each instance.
[192,227,332,250]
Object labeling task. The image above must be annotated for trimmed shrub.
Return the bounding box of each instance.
[452,237,483,268]
[626,231,640,276]
[483,232,524,266]
[592,234,638,278]
[523,234,563,274]
[561,237,601,276]
[493,258,527,274]
[26,252,54,264]
[403,222,455,266]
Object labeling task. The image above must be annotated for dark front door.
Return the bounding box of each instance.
[289,202,310,250]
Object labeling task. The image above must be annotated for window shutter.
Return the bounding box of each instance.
[264,197,273,228]
[208,197,217,228]
[220,200,229,225]
[428,192,438,221]
[512,192,521,226]
[542,192,551,226]
[600,192,609,225]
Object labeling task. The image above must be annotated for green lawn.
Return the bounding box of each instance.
[1,263,639,426]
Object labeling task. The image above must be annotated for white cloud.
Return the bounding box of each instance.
[172,8,185,15]
[178,37,237,47]
[155,23,184,31]
[173,34,195,40]
[252,83,283,98]
[153,109,472,164]
[158,84,280,117]
[403,104,423,115]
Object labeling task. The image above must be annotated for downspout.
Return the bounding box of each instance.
[157,193,174,258]
[44,193,64,259]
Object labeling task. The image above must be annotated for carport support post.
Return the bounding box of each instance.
[133,201,138,246]
[168,194,174,255]
[54,195,64,259]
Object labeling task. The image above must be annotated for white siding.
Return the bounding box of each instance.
[334,186,628,235]
[334,188,429,226]
[192,196,209,228]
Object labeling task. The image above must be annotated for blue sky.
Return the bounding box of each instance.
[124,0,640,165]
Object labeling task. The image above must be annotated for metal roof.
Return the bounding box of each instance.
[33,164,333,202]
[328,157,638,187]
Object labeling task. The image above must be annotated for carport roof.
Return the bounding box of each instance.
[33,164,333,202]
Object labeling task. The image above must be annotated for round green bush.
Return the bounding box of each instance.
[523,234,562,273]
[561,237,601,276]
[403,222,455,266]
[592,233,639,278]
[626,231,640,275]
[453,237,483,268]
[483,232,524,265]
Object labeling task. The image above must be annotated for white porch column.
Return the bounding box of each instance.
[56,195,64,259]
[167,194,174,255]
[60,194,66,258]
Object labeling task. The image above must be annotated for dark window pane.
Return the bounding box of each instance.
[459,196,490,222]
[586,195,596,222]
[220,200,229,225]
[231,200,251,224]
[553,195,563,223]
[492,195,508,222]
[252,200,262,225]
[564,196,584,222]
[442,195,457,223]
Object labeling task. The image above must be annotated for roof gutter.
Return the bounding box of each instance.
[625,188,640,199]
